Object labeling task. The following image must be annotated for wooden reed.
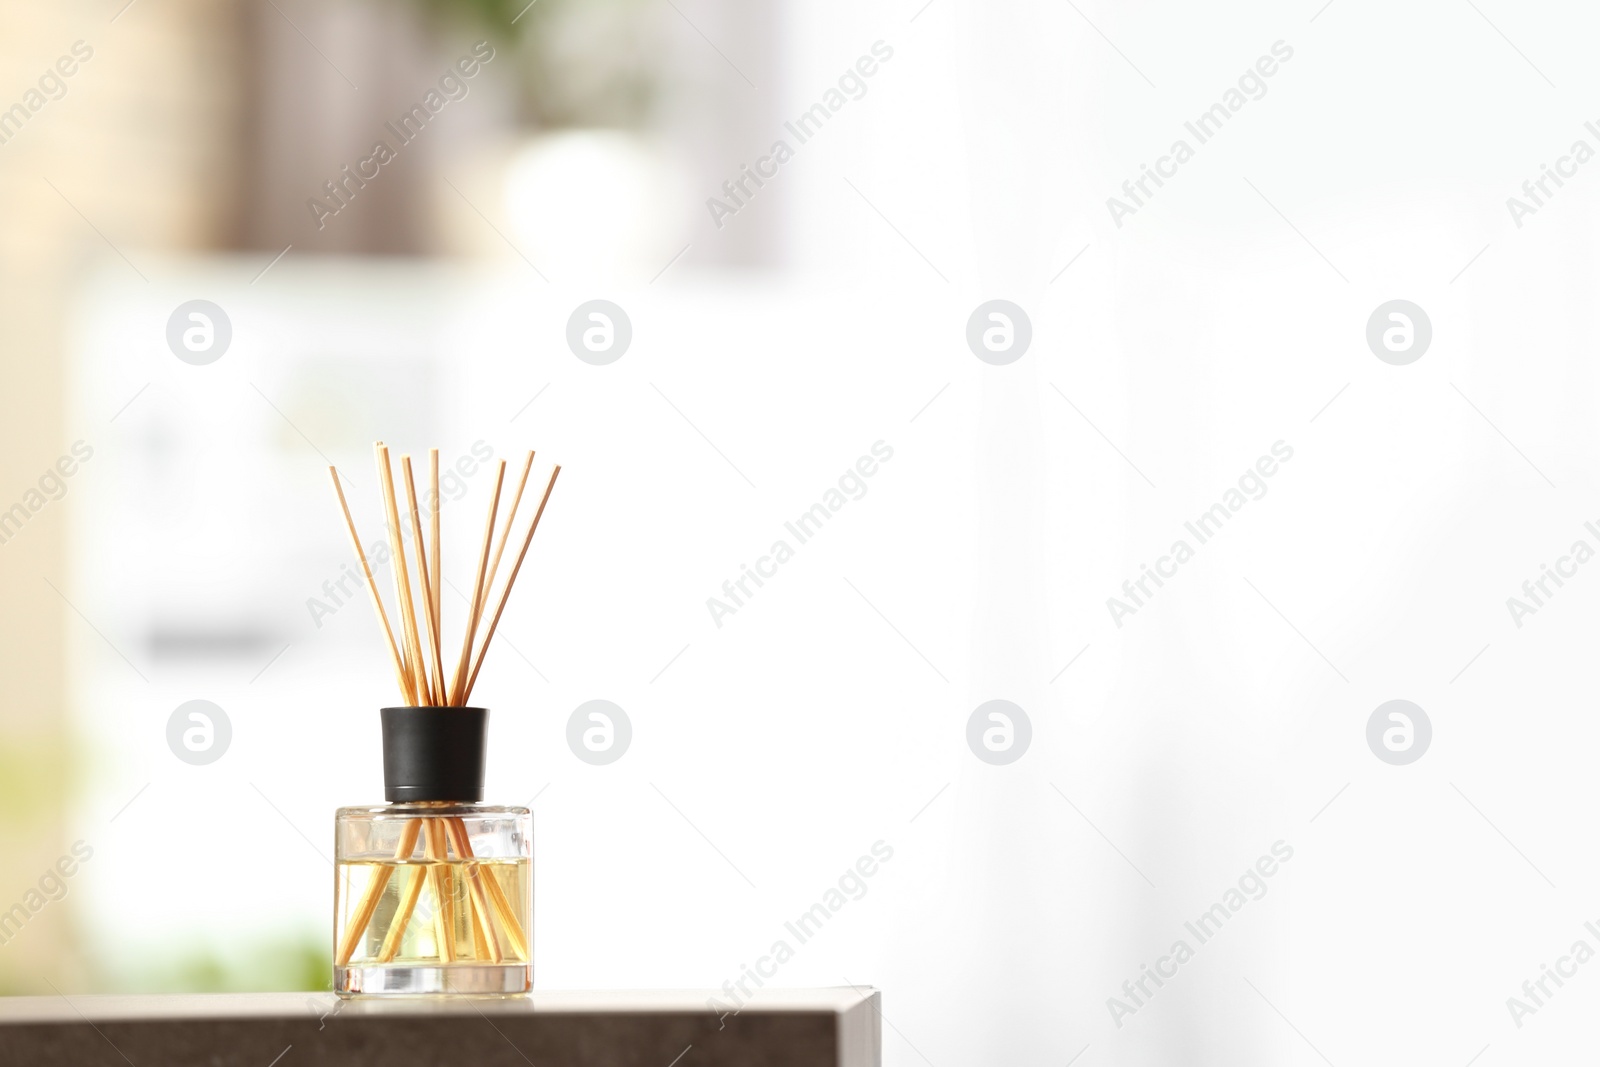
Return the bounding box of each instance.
[422,818,456,962]
[463,466,561,704]
[449,461,506,706]
[377,865,427,963]
[376,445,429,704]
[482,451,535,601]
[328,468,412,705]
[336,818,421,967]
[429,449,442,659]
[445,817,503,963]
[402,456,445,705]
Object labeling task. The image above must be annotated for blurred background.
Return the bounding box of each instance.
[7,0,1600,1064]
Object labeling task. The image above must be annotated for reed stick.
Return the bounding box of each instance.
[482,877,526,960]
[442,815,488,960]
[422,819,457,962]
[328,468,413,705]
[465,864,502,963]
[402,456,445,706]
[445,816,514,963]
[429,449,442,658]
[336,817,422,967]
[468,899,491,960]
[449,461,507,705]
[441,812,528,966]
[377,865,427,963]
[397,645,415,705]
[463,466,561,704]
[376,445,429,704]
[476,851,528,960]
[482,451,535,600]
[445,817,505,962]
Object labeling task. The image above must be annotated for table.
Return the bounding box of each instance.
[0,987,880,1066]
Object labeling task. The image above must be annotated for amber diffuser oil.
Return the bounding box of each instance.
[335,802,530,994]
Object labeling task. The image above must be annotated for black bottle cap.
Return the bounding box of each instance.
[380,706,488,803]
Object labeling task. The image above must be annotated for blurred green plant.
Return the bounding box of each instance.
[417,0,660,128]
[415,0,532,38]
[0,934,329,996]
[111,936,330,994]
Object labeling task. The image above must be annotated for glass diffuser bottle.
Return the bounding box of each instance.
[334,706,531,995]
[325,442,560,996]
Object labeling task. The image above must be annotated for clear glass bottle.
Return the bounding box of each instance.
[334,802,530,995]
[333,706,530,995]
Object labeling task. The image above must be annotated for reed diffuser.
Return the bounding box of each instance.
[328,443,559,996]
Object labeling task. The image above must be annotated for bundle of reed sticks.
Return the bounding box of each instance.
[329,442,558,968]
[331,443,559,710]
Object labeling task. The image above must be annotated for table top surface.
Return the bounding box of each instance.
[0,987,878,1024]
